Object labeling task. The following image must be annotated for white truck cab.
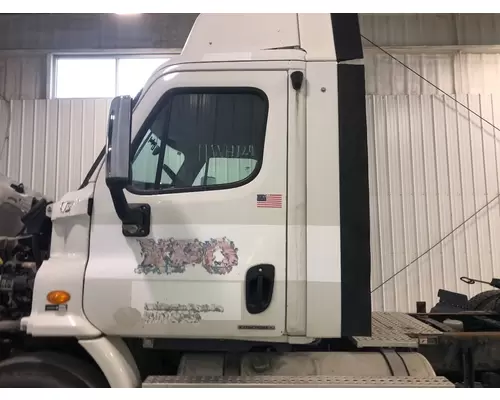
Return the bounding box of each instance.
[0,13,451,388]
[27,12,371,344]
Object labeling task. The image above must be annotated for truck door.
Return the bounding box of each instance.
[83,68,289,339]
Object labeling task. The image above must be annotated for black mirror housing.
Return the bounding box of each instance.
[104,95,151,237]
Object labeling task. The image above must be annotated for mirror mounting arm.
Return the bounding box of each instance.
[107,183,151,237]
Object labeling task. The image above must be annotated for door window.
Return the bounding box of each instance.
[130,89,268,193]
[131,129,185,188]
[193,156,257,187]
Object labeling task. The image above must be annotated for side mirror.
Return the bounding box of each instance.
[105,96,132,189]
[105,96,151,237]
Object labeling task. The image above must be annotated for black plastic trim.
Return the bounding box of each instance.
[337,63,372,337]
[245,264,275,315]
[330,13,371,337]
[330,14,364,62]
[79,147,105,190]
[120,203,151,237]
[87,198,93,216]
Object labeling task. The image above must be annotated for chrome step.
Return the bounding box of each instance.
[352,312,442,348]
[142,375,454,388]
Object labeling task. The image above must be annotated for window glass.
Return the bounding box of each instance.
[53,56,172,98]
[55,58,116,98]
[131,130,185,190]
[193,157,257,186]
[130,90,267,192]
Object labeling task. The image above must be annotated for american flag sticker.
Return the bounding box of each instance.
[256,194,283,209]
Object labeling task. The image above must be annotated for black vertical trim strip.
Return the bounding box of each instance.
[338,63,372,337]
[330,14,363,62]
[331,13,372,337]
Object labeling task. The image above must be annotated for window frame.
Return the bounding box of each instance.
[49,51,180,99]
[127,86,270,197]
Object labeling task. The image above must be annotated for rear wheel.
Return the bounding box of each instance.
[0,351,109,388]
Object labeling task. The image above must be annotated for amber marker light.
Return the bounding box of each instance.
[46,291,71,305]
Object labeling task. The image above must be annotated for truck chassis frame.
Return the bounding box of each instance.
[350,308,500,388]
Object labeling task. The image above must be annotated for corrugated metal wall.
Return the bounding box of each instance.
[365,52,500,95]
[360,13,500,46]
[368,94,500,311]
[0,55,46,100]
[0,99,111,200]
[366,50,500,310]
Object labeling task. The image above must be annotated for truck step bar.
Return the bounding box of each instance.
[142,375,454,388]
[352,312,442,348]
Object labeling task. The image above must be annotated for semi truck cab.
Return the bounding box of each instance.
[26,12,371,344]
[0,13,456,388]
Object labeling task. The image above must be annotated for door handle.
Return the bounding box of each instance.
[256,275,264,301]
[245,264,275,315]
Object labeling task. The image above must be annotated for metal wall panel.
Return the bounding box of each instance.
[361,13,500,47]
[3,14,500,51]
[365,52,500,95]
[0,55,46,100]
[455,14,500,46]
[365,53,455,95]
[0,99,111,200]
[367,94,500,311]
[360,14,458,47]
[0,14,197,50]
[364,54,500,309]
[454,53,500,94]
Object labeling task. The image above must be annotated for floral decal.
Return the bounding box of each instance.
[202,238,239,275]
[135,237,239,275]
[142,302,224,324]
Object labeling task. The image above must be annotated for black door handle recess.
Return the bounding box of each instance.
[245,264,275,314]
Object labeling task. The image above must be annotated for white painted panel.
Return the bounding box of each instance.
[131,281,242,322]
